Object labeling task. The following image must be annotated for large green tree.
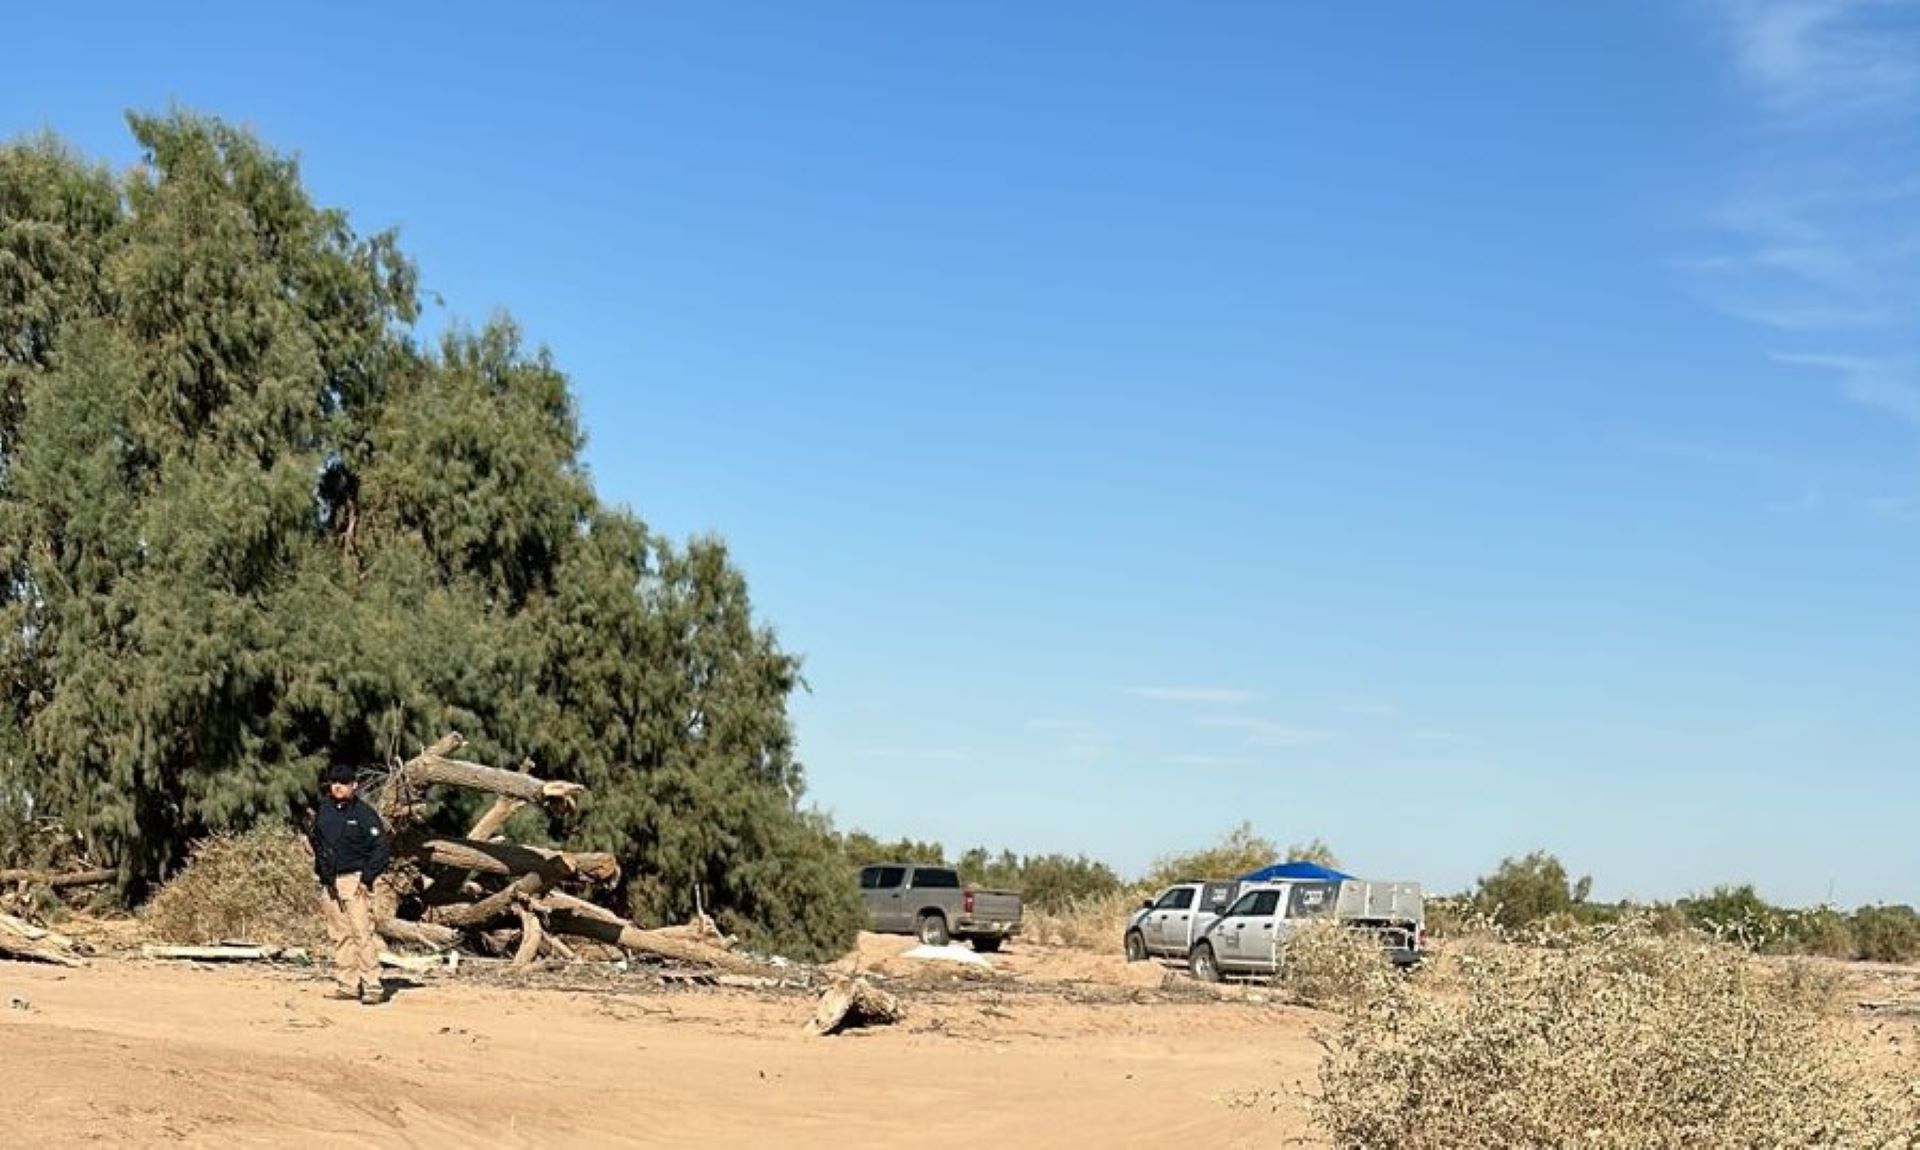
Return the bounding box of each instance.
[0,112,860,959]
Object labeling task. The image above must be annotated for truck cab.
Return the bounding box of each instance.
[1124,880,1242,961]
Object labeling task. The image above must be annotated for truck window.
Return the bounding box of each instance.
[859,867,881,890]
[870,866,906,889]
[1246,889,1282,917]
[1222,891,1262,918]
[1201,882,1238,911]
[1153,887,1196,911]
[1288,882,1335,917]
[910,867,960,889]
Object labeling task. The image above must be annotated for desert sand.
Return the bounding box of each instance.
[0,933,1324,1148]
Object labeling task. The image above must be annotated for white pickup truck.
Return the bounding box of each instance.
[1188,878,1425,981]
[1123,880,1245,962]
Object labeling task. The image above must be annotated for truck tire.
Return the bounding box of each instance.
[917,913,951,947]
[1190,941,1221,983]
[971,936,1003,954]
[1124,930,1148,963]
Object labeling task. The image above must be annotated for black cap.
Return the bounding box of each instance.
[324,763,359,786]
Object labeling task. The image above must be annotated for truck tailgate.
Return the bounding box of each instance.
[968,889,1023,924]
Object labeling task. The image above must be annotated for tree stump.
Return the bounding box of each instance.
[808,977,901,1036]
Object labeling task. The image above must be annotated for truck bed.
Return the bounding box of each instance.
[1332,880,1424,925]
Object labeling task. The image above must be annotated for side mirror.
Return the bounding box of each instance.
[1141,898,1154,910]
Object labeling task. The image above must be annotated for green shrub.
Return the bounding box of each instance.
[1851,905,1920,964]
[958,848,1121,911]
[1775,905,1856,959]
[1678,884,1786,952]
[1471,850,1592,928]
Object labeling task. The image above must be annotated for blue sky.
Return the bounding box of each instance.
[7,2,1918,904]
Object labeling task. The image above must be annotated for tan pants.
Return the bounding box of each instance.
[319,874,381,994]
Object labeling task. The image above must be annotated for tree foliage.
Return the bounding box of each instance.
[1471,850,1593,929]
[1144,822,1278,889]
[1285,837,1342,869]
[957,848,1120,911]
[0,112,861,959]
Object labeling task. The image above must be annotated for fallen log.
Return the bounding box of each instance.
[377,916,462,951]
[809,977,901,1036]
[650,913,734,950]
[385,737,584,815]
[426,868,560,930]
[0,913,88,968]
[413,839,619,886]
[539,892,764,976]
[0,867,116,890]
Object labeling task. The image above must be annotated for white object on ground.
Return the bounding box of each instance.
[900,944,994,968]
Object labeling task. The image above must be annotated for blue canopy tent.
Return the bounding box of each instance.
[1240,861,1354,883]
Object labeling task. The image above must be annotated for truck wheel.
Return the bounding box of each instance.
[1125,931,1148,962]
[1191,942,1220,983]
[972,936,1003,954]
[917,913,950,947]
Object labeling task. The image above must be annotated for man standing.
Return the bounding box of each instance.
[309,764,391,1005]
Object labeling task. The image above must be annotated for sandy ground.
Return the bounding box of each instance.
[0,934,1325,1149]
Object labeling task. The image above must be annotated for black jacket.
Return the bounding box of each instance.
[309,796,392,887]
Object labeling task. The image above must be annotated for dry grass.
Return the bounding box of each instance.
[1023,888,1142,951]
[141,826,324,950]
[1316,922,1920,1149]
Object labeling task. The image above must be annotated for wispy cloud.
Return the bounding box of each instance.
[1128,686,1256,705]
[1772,352,1920,426]
[1678,2,1920,524]
[1687,6,1920,335]
[1720,0,1920,121]
[1195,716,1331,748]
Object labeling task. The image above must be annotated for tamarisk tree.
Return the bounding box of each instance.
[0,112,861,960]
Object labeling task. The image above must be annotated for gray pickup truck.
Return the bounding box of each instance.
[859,863,1023,951]
[1189,878,1425,981]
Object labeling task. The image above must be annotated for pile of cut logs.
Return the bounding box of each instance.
[366,733,760,975]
